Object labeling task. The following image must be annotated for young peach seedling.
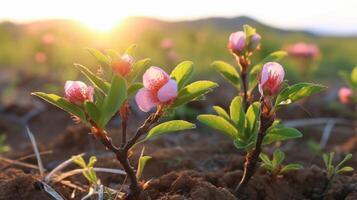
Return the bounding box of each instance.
[32,45,217,199]
[199,25,326,196]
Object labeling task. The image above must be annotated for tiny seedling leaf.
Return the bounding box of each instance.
[170,61,194,90]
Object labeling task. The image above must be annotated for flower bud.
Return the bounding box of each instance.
[249,33,261,51]
[112,54,134,77]
[64,81,94,105]
[338,87,353,104]
[259,62,285,96]
[136,67,178,112]
[228,31,246,55]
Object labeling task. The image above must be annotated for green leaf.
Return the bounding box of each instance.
[263,127,303,145]
[170,61,194,90]
[106,49,119,61]
[140,120,196,143]
[259,153,272,165]
[128,82,144,97]
[72,155,87,168]
[74,63,110,94]
[87,48,110,67]
[125,44,137,57]
[88,156,97,168]
[337,166,354,174]
[280,164,304,174]
[323,153,330,169]
[352,67,357,83]
[230,96,245,135]
[272,149,285,168]
[233,138,254,150]
[136,155,151,180]
[250,51,288,74]
[84,101,100,124]
[94,88,105,108]
[32,92,86,122]
[213,106,230,121]
[197,114,238,139]
[211,61,240,89]
[172,81,218,107]
[98,75,127,128]
[336,153,353,170]
[243,24,256,39]
[275,83,326,107]
[245,102,261,138]
[127,58,151,84]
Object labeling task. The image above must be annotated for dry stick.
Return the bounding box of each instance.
[0,151,52,171]
[0,156,39,170]
[45,153,85,182]
[26,126,45,178]
[120,101,130,147]
[235,99,275,196]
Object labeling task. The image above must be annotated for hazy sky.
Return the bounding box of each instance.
[1,0,356,34]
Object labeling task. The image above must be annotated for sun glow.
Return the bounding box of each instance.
[77,14,128,32]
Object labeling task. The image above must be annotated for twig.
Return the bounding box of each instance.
[60,180,86,192]
[52,167,126,183]
[25,126,45,178]
[45,153,85,182]
[0,150,52,171]
[0,156,39,170]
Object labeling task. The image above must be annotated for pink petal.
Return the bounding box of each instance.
[135,88,159,112]
[229,31,246,52]
[260,62,285,86]
[157,79,178,102]
[143,66,170,91]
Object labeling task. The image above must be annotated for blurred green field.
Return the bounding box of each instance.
[0,16,356,87]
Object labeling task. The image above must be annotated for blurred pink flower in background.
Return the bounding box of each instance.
[64,81,94,105]
[160,38,174,49]
[42,33,56,45]
[34,52,47,63]
[285,42,320,58]
[167,50,178,61]
[259,62,285,96]
[338,87,353,104]
[135,67,178,112]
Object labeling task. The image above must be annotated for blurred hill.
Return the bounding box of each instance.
[0,16,356,84]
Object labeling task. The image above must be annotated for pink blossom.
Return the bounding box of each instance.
[160,39,174,49]
[111,54,134,77]
[259,62,285,96]
[34,52,47,63]
[228,31,246,54]
[136,67,178,112]
[42,33,55,45]
[338,87,353,104]
[64,81,94,105]
[285,42,320,58]
[249,33,261,51]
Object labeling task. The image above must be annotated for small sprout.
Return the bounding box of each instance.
[323,152,354,180]
[0,135,10,153]
[72,155,98,186]
[260,149,303,178]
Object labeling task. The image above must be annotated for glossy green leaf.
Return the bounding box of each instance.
[197,114,238,139]
[230,96,245,135]
[275,83,326,107]
[125,44,137,57]
[172,81,218,107]
[259,153,272,165]
[170,61,194,90]
[212,61,240,89]
[140,120,195,143]
[336,153,353,170]
[272,149,285,168]
[337,166,354,173]
[98,75,127,128]
[128,82,144,97]
[84,101,100,124]
[127,58,151,84]
[94,88,104,108]
[233,138,253,150]
[280,164,304,174]
[32,92,86,122]
[136,155,151,180]
[72,155,87,168]
[88,156,97,168]
[263,127,303,145]
[245,102,261,138]
[74,63,110,93]
[213,106,230,121]
[87,48,110,67]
